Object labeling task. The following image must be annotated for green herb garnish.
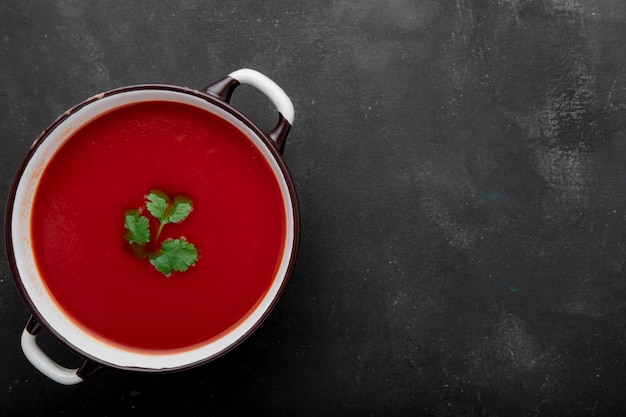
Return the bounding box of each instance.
[124,210,151,245]
[150,239,199,275]
[146,191,193,241]
[123,190,199,276]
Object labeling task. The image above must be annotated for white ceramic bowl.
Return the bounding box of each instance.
[5,69,299,384]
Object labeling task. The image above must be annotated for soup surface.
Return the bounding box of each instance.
[31,99,286,352]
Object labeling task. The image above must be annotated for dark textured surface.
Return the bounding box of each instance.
[3,1,626,415]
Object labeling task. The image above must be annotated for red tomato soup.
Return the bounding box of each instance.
[31,100,286,352]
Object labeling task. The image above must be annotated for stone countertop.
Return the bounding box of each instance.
[2,1,626,415]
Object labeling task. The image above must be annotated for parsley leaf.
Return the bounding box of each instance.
[150,239,199,275]
[124,210,151,245]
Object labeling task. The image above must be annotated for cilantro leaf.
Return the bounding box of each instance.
[147,191,193,224]
[146,190,194,240]
[150,239,199,275]
[168,196,193,223]
[146,190,169,221]
[125,190,198,276]
[124,210,150,244]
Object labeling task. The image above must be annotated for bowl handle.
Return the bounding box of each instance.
[203,68,294,154]
[21,316,101,385]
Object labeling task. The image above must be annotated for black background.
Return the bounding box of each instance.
[2,1,626,416]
